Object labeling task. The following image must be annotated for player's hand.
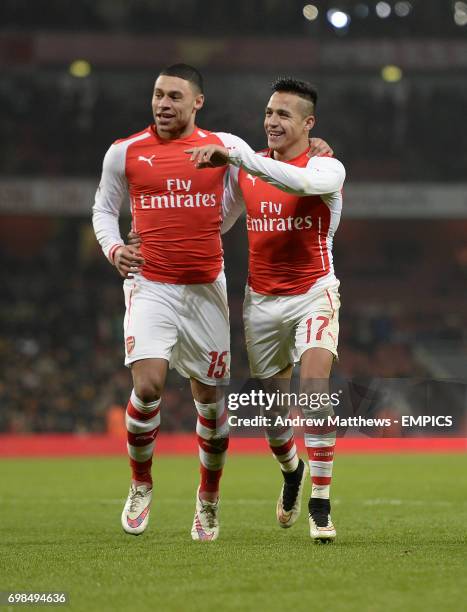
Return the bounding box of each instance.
[308,138,333,158]
[186,145,230,168]
[114,245,145,279]
[127,230,142,247]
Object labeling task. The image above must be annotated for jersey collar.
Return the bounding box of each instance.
[268,146,311,165]
[148,124,204,144]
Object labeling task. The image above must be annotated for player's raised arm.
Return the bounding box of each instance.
[186,139,344,197]
[228,144,345,196]
[184,131,248,233]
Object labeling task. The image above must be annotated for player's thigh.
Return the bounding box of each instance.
[123,276,179,366]
[243,288,293,379]
[295,286,340,366]
[177,275,231,386]
[300,347,334,398]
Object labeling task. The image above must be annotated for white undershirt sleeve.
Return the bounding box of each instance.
[92,143,128,263]
[215,132,249,233]
[221,165,245,234]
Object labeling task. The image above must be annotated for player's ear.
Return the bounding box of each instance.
[304,114,316,132]
[194,93,205,111]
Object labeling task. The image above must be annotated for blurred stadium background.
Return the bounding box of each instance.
[0,0,466,441]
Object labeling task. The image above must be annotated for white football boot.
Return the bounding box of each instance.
[121,483,152,535]
[276,459,308,528]
[191,487,220,541]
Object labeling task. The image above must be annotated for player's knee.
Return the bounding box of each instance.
[192,384,220,405]
[301,377,328,399]
[300,378,334,419]
[133,377,164,403]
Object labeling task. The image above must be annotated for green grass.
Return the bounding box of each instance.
[0,454,466,612]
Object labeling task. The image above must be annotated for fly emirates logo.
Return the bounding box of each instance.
[247,201,313,232]
[134,179,217,210]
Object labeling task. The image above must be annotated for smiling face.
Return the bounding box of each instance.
[264,91,315,159]
[152,75,204,140]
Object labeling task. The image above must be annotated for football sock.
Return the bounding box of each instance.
[195,398,229,499]
[265,417,300,473]
[303,404,336,499]
[126,389,160,486]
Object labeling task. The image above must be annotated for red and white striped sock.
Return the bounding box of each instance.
[126,390,161,486]
[304,423,336,499]
[195,398,229,498]
[265,420,299,473]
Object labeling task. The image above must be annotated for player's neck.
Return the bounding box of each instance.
[272,139,309,162]
[154,122,196,141]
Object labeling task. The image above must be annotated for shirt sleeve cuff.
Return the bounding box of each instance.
[108,243,123,264]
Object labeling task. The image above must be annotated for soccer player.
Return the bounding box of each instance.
[93,64,242,541]
[186,77,345,542]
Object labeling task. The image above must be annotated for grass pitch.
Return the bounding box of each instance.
[0,454,466,612]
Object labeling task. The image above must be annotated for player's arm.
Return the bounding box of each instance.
[187,136,345,196]
[92,144,144,278]
[221,165,246,234]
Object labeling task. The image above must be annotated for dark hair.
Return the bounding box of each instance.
[159,63,204,93]
[271,77,317,112]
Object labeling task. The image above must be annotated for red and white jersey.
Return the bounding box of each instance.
[93,125,244,284]
[222,144,345,295]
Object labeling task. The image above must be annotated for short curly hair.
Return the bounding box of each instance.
[159,63,204,94]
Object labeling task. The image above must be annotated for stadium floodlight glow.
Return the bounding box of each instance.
[375,2,391,18]
[69,60,91,78]
[327,9,350,28]
[381,65,403,82]
[354,3,370,18]
[454,12,467,25]
[303,4,319,21]
[454,1,467,25]
[394,1,412,17]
